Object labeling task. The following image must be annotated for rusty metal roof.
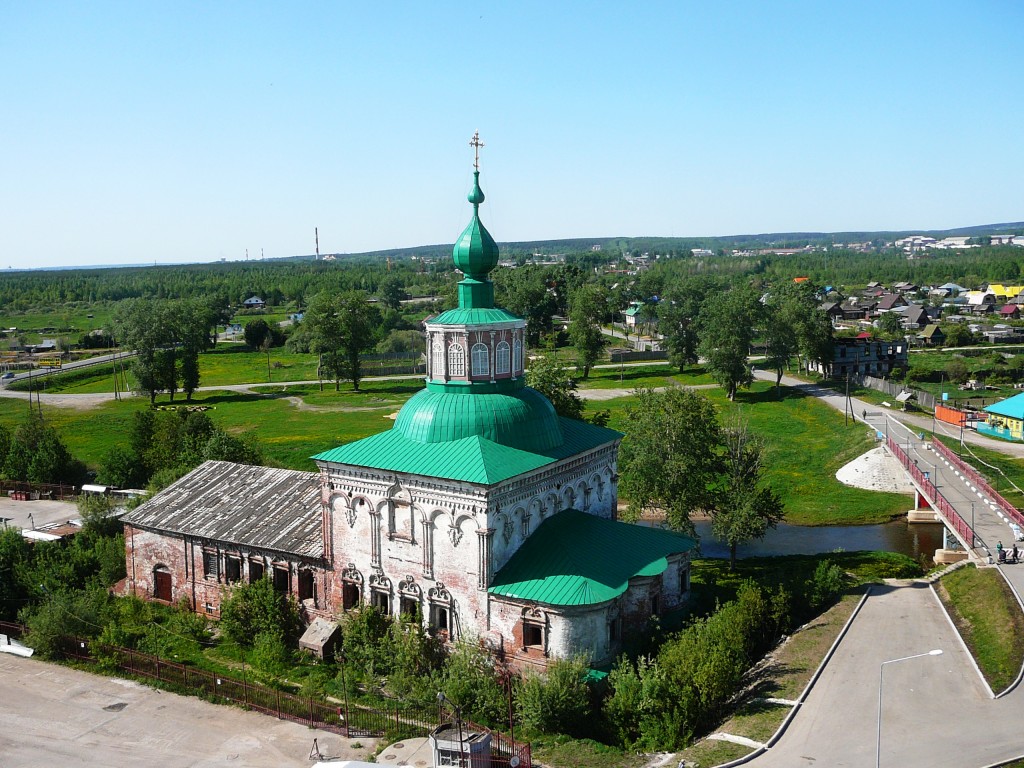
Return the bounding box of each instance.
[123,460,322,558]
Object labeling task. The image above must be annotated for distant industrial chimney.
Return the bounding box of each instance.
[315,227,320,261]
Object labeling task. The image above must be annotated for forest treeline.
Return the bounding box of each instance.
[4,240,1024,314]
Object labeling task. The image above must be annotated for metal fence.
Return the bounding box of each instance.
[887,437,984,553]
[931,438,1024,530]
[1,622,531,766]
[855,374,936,410]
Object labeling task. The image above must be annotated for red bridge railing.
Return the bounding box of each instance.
[887,437,980,550]
[931,438,1024,530]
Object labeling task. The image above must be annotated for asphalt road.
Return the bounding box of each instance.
[0,653,376,768]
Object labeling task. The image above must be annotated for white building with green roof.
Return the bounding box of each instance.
[124,145,696,671]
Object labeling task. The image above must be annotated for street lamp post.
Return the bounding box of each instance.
[876,649,943,768]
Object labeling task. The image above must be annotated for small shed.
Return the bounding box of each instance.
[429,722,492,768]
[299,617,341,660]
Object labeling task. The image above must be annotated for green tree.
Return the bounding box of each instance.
[942,322,975,347]
[876,311,904,340]
[516,654,592,737]
[337,291,382,391]
[244,318,272,350]
[619,387,722,536]
[494,266,559,346]
[658,276,718,371]
[526,352,585,421]
[568,284,607,379]
[945,357,969,385]
[710,419,785,568]
[3,414,87,485]
[378,274,406,311]
[697,288,760,401]
[0,527,32,620]
[219,577,302,649]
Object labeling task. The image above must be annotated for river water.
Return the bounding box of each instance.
[641,518,945,562]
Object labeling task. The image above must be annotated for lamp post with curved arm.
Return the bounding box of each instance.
[876,649,943,768]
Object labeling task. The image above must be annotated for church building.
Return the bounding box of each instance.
[122,139,696,670]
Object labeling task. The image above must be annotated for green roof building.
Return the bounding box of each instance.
[124,135,695,672]
[310,138,696,670]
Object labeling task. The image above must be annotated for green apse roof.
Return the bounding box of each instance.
[313,417,621,485]
[489,510,697,606]
[985,393,1024,420]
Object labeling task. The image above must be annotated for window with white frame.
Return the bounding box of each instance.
[495,341,510,375]
[471,343,489,377]
[448,343,466,377]
[513,337,523,374]
[431,335,446,379]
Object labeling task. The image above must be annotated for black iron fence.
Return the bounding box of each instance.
[1,622,531,766]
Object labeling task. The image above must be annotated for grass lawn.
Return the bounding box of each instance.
[579,363,715,390]
[595,380,912,526]
[0,303,116,344]
[936,564,1024,693]
[529,735,647,768]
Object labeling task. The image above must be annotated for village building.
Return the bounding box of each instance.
[122,146,696,671]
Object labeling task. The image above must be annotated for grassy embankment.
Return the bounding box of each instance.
[936,564,1024,693]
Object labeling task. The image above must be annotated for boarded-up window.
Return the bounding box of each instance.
[523,621,544,648]
[272,566,289,594]
[298,569,314,602]
[202,550,218,579]
[371,591,390,614]
[154,567,172,602]
[343,582,361,610]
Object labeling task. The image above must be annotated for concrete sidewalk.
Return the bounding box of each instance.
[746,582,1024,768]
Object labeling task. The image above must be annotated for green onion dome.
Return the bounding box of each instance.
[452,171,499,280]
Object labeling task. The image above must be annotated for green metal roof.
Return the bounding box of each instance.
[985,392,1024,420]
[623,306,641,317]
[312,417,621,485]
[393,387,563,452]
[431,306,522,325]
[489,510,696,606]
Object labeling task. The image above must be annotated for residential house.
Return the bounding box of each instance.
[918,325,946,347]
[808,336,908,378]
[876,294,908,313]
[242,296,266,309]
[999,305,1020,321]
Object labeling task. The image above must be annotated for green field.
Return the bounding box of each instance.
[595,380,911,526]
[2,372,911,525]
[0,303,116,344]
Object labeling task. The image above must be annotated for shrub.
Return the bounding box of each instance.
[517,654,592,737]
[219,577,302,649]
[807,560,847,612]
[250,631,292,680]
[437,642,511,729]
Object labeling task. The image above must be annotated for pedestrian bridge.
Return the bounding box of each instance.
[868,414,1024,564]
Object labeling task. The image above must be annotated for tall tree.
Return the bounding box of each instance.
[568,284,607,379]
[378,274,406,311]
[710,418,785,568]
[337,291,382,392]
[697,288,761,401]
[658,276,719,372]
[618,387,722,536]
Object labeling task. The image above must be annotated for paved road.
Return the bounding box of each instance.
[0,653,375,768]
[748,582,1024,768]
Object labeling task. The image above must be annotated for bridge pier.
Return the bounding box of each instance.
[907,490,938,522]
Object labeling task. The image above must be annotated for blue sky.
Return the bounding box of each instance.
[1,2,1021,269]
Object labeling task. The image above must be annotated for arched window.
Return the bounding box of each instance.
[471,343,489,377]
[495,341,511,375]
[448,343,466,377]
[431,335,445,379]
[513,337,523,374]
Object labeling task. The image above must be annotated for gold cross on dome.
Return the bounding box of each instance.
[469,131,484,170]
